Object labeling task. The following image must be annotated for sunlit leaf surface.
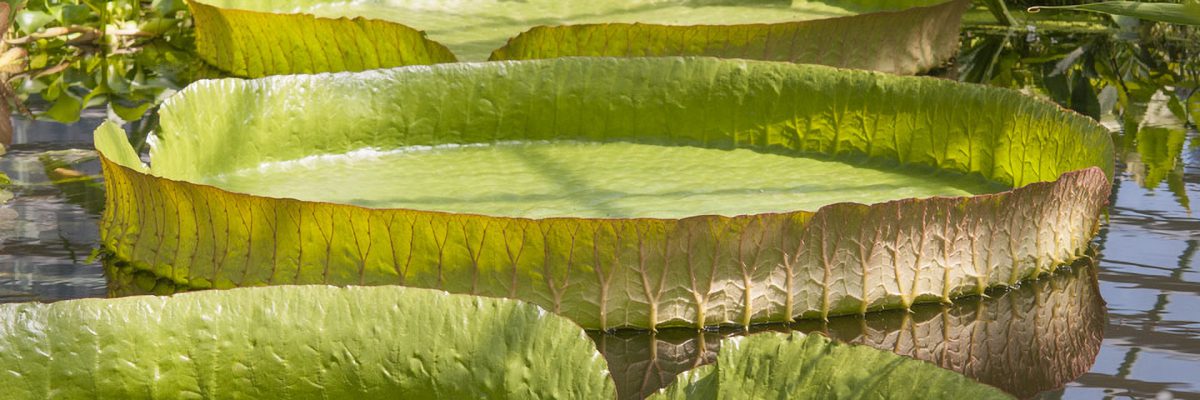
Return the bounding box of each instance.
[648,331,1012,399]
[189,0,969,76]
[0,285,617,399]
[96,57,1112,330]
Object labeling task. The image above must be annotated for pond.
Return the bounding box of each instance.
[0,16,1197,400]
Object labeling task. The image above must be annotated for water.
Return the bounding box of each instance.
[0,111,106,303]
[1,29,1198,399]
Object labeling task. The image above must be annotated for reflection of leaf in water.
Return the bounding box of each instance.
[589,263,1104,399]
[104,254,191,297]
[1029,1,1200,26]
[1128,126,1190,210]
[1120,90,1192,210]
[956,34,1009,84]
[1189,90,1200,126]
[649,332,1011,399]
[0,171,11,205]
[37,150,105,215]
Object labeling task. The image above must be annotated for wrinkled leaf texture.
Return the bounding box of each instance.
[595,262,1104,399]
[0,286,616,399]
[648,332,1012,399]
[96,57,1113,330]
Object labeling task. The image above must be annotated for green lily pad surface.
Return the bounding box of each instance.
[0,285,616,399]
[199,141,1005,219]
[97,57,1112,330]
[650,332,1012,399]
[190,0,968,76]
[288,0,946,61]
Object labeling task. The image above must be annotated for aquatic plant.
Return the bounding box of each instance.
[649,332,1009,399]
[96,57,1113,330]
[0,284,1011,399]
[0,285,616,399]
[187,0,969,76]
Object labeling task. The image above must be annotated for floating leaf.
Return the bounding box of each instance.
[489,0,969,75]
[648,332,1012,399]
[96,57,1112,330]
[189,0,969,76]
[0,286,617,399]
[188,0,458,77]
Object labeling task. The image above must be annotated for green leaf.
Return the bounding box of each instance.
[58,4,93,25]
[488,0,970,75]
[96,57,1113,330]
[1134,125,1189,208]
[648,332,1012,399]
[136,17,180,36]
[197,141,1008,219]
[0,285,616,399]
[980,0,1016,26]
[189,0,969,76]
[651,365,717,400]
[41,93,83,123]
[1189,91,1200,126]
[110,98,154,122]
[187,0,458,77]
[94,121,146,172]
[1029,1,1200,26]
[1070,72,1101,120]
[153,0,187,15]
[14,10,54,34]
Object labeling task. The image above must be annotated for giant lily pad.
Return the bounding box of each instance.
[649,331,1011,399]
[188,0,969,76]
[0,285,617,398]
[96,57,1113,330]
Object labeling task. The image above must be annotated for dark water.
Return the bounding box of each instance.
[1,30,1197,399]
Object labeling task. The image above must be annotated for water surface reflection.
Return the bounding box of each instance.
[592,263,1105,399]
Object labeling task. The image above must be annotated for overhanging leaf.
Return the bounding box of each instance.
[0,285,617,399]
[189,0,969,76]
